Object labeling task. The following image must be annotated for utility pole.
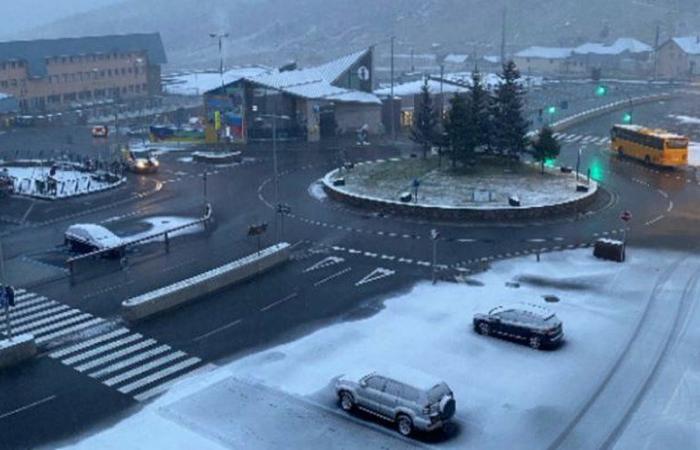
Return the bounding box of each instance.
[439,63,445,119]
[209,33,230,90]
[390,36,396,142]
[500,7,507,66]
[653,24,661,80]
[430,229,440,284]
[0,239,10,340]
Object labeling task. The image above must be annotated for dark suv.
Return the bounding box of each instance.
[473,304,564,349]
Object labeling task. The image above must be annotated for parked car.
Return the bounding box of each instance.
[473,304,564,350]
[64,223,124,256]
[91,125,109,138]
[335,370,456,436]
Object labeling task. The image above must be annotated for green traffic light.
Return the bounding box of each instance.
[622,112,632,124]
[595,85,608,97]
[547,106,557,115]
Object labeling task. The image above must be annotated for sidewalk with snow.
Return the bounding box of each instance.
[56,248,700,450]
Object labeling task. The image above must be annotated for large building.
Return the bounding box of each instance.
[513,47,585,76]
[656,36,700,80]
[0,33,167,113]
[572,38,652,75]
[203,48,382,144]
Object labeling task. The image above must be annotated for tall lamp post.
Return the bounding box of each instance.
[209,33,230,90]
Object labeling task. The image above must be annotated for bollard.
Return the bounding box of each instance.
[164,233,170,253]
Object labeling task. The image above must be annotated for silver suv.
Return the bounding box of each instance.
[335,371,456,436]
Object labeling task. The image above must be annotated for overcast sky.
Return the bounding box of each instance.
[1,0,123,39]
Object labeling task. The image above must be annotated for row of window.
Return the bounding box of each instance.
[47,66,142,84]
[46,52,142,65]
[0,60,25,70]
[34,84,149,105]
[612,128,665,150]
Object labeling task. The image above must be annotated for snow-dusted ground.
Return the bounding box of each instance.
[122,216,204,243]
[668,114,700,125]
[2,166,122,199]
[129,140,197,156]
[331,158,593,208]
[59,248,698,450]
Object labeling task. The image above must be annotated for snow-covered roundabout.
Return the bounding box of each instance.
[322,157,599,220]
[0,161,124,200]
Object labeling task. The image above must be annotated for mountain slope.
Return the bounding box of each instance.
[19,0,700,70]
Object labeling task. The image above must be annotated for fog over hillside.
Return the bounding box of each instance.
[17,0,700,70]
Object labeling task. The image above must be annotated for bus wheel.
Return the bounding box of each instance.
[644,155,651,165]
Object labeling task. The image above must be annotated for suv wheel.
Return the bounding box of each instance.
[396,414,413,436]
[478,322,490,336]
[529,336,542,350]
[339,391,354,411]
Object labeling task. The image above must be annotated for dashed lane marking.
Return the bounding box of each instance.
[313,267,352,287]
[303,256,345,273]
[355,268,396,287]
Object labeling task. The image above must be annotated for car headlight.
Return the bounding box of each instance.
[135,160,146,169]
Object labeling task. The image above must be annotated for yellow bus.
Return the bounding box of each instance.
[610,124,688,167]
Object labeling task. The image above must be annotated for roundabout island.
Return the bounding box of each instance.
[323,155,599,221]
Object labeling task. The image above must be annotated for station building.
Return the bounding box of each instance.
[202,48,382,144]
[0,33,167,113]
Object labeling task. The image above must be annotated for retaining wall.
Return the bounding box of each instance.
[122,243,290,321]
[0,334,37,369]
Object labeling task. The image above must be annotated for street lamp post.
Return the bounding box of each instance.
[209,33,230,90]
[431,229,440,284]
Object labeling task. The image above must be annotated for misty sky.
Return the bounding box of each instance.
[1,0,123,40]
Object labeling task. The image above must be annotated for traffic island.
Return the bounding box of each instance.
[0,334,37,369]
[322,157,599,221]
[122,243,291,321]
[192,151,242,164]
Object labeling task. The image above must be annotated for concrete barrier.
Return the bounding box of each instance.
[122,243,291,321]
[0,334,37,369]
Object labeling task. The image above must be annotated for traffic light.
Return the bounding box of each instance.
[595,85,609,97]
[547,105,557,115]
[622,112,632,124]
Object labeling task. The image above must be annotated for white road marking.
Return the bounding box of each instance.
[132,364,215,402]
[645,215,665,226]
[89,345,171,379]
[14,310,85,334]
[355,268,396,287]
[1,300,59,320]
[260,293,299,312]
[74,339,157,372]
[35,318,105,344]
[63,334,143,365]
[118,357,201,395]
[303,256,345,273]
[192,319,243,342]
[103,351,187,387]
[314,267,352,287]
[12,305,70,327]
[0,395,57,420]
[50,328,130,359]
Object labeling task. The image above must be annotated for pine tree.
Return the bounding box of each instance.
[532,126,561,174]
[468,69,491,152]
[445,93,470,168]
[410,80,439,159]
[493,61,530,159]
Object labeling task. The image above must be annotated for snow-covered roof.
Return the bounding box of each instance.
[65,224,123,250]
[482,55,501,64]
[444,54,469,64]
[574,38,652,56]
[164,67,271,96]
[374,78,468,97]
[672,36,700,55]
[515,46,573,59]
[216,48,381,105]
[0,92,9,100]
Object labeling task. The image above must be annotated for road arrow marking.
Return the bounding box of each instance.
[355,268,396,287]
[304,256,345,273]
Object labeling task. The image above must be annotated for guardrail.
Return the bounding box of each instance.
[67,203,213,278]
[122,243,290,321]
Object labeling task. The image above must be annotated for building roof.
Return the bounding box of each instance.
[444,54,469,64]
[574,38,652,56]
[0,33,167,77]
[671,36,700,55]
[374,78,469,97]
[164,66,271,96]
[209,48,381,105]
[515,46,573,59]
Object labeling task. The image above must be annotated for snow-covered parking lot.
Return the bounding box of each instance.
[61,248,688,449]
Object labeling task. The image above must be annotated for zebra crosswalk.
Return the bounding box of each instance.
[1,289,209,402]
[553,132,610,146]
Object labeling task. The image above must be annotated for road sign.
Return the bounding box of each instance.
[430,229,440,240]
[357,66,370,81]
[248,223,268,236]
[277,203,292,215]
[620,210,632,222]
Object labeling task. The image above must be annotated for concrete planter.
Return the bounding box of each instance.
[0,334,37,369]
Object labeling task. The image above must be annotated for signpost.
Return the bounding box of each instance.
[620,210,632,258]
[431,229,440,284]
[248,223,268,253]
[412,179,421,204]
[276,203,291,241]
